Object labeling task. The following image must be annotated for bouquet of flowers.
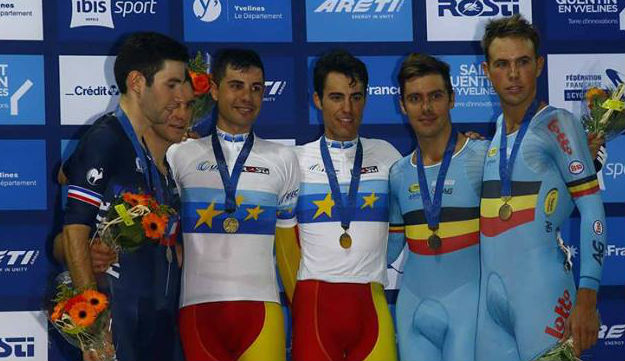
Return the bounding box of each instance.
[49,272,115,360]
[95,191,176,253]
[188,51,215,122]
[536,338,581,361]
[582,83,625,141]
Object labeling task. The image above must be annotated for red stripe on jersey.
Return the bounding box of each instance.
[480,208,535,237]
[407,231,479,255]
[68,193,101,207]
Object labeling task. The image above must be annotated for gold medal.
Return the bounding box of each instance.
[499,203,513,221]
[223,217,239,233]
[339,232,352,249]
[427,234,442,250]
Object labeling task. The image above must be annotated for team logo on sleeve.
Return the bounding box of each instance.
[593,220,604,235]
[86,168,104,185]
[544,188,559,215]
[568,160,584,175]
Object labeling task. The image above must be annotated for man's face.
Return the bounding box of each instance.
[151,82,195,144]
[400,73,454,139]
[210,65,264,132]
[483,36,544,109]
[139,59,187,125]
[314,72,365,141]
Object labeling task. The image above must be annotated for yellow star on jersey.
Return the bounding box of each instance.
[195,201,224,229]
[361,192,379,209]
[236,195,245,207]
[244,205,264,221]
[313,192,335,219]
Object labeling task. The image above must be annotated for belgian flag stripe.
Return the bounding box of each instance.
[389,225,405,233]
[480,208,535,237]
[405,218,479,239]
[402,207,480,224]
[481,180,542,198]
[480,194,537,218]
[566,175,598,188]
[407,231,479,255]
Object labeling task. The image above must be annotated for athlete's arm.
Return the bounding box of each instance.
[275,147,302,304]
[387,163,405,264]
[545,110,606,355]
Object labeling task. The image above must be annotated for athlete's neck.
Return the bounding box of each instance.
[142,128,172,176]
[501,93,537,134]
[216,118,251,135]
[119,96,150,141]
[414,125,466,166]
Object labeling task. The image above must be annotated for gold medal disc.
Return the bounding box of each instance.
[339,233,352,249]
[499,203,513,221]
[427,234,442,250]
[223,217,239,233]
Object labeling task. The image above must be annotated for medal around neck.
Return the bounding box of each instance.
[339,232,352,249]
[223,217,239,233]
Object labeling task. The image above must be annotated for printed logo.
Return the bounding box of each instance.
[135,157,144,174]
[547,119,573,155]
[593,220,605,235]
[306,0,413,42]
[0,56,45,125]
[546,0,625,40]
[360,166,379,174]
[0,250,39,272]
[544,289,573,339]
[0,0,43,40]
[264,80,287,102]
[193,0,222,22]
[593,240,605,265]
[279,189,299,204]
[257,57,295,124]
[488,147,497,157]
[544,188,559,215]
[197,161,218,172]
[70,0,114,28]
[568,160,585,174]
[426,0,532,41]
[86,168,104,186]
[408,183,420,193]
[599,324,625,345]
[605,162,625,179]
[0,140,46,210]
[607,244,625,256]
[243,166,270,175]
[308,163,328,174]
[185,0,292,42]
[59,56,118,125]
[0,312,47,360]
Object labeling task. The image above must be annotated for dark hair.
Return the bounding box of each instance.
[313,49,368,99]
[481,14,540,62]
[114,32,189,94]
[397,53,453,98]
[210,48,265,84]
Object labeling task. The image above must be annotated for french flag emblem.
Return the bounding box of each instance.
[67,185,102,207]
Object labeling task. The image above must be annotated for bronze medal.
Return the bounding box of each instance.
[223,217,239,233]
[499,203,513,221]
[427,234,442,250]
[339,232,352,249]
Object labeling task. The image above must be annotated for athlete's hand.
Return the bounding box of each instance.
[586,132,604,160]
[90,241,117,274]
[464,131,485,140]
[563,288,600,356]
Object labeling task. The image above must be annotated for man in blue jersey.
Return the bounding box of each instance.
[476,15,606,361]
[388,53,486,361]
[62,32,188,361]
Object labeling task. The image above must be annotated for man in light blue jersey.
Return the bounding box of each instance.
[476,14,606,361]
[388,53,487,361]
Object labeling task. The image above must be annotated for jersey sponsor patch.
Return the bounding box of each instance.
[243,166,270,175]
[568,160,584,175]
[547,118,573,155]
[593,220,605,235]
[544,288,573,339]
[360,165,379,174]
[544,188,559,215]
[86,167,104,185]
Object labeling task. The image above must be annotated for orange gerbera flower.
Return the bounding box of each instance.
[63,295,86,313]
[68,302,97,328]
[50,300,67,322]
[585,87,607,108]
[82,290,108,314]
[122,192,153,207]
[142,213,168,240]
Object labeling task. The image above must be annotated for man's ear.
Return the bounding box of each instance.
[127,70,145,95]
[313,92,322,110]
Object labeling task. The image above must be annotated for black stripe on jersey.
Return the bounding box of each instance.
[402,207,480,225]
[481,180,542,198]
[566,174,597,187]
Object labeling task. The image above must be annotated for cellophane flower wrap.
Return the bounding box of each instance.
[582,83,625,142]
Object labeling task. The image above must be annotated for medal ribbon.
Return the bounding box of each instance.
[415,127,457,232]
[499,100,538,198]
[211,128,255,213]
[115,108,164,203]
[320,137,363,232]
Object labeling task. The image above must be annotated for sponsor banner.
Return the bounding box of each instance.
[592,294,625,359]
[0,0,43,40]
[308,56,403,125]
[546,0,625,41]
[0,311,47,360]
[547,53,625,115]
[0,140,46,210]
[439,54,500,123]
[306,0,413,42]
[257,56,296,125]
[0,55,45,125]
[58,0,170,41]
[600,135,625,202]
[184,0,292,42]
[59,55,119,125]
[563,217,625,286]
[426,0,532,41]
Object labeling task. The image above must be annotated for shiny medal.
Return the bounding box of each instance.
[339,232,352,249]
[427,234,441,250]
[223,217,239,233]
[499,198,513,221]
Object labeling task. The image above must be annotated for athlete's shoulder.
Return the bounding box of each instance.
[531,105,576,128]
[464,138,489,157]
[254,136,298,165]
[389,154,413,179]
[361,137,402,163]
